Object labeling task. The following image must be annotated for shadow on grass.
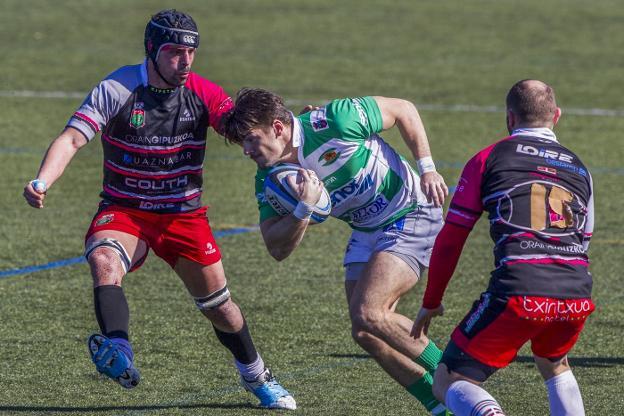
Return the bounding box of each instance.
[515,355,624,368]
[327,353,623,368]
[328,353,371,359]
[0,402,255,413]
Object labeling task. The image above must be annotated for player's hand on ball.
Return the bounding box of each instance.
[23,180,47,209]
[420,171,448,207]
[286,169,323,206]
[410,305,444,339]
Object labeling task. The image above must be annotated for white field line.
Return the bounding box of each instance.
[285,99,624,117]
[0,90,86,99]
[2,90,624,117]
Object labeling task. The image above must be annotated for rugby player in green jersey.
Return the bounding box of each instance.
[224,88,450,415]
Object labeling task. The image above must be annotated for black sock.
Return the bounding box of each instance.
[213,320,258,364]
[94,285,130,340]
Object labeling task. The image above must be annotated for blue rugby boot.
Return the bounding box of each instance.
[241,368,296,410]
[88,334,140,389]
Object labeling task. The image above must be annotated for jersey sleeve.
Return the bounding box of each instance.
[446,149,490,229]
[66,65,138,141]
[422,144,494,308]
[67,79,126,141]
[255,168,281,223]
[323,96,384,140]
[422,222,471,309]
[185,72,233,134]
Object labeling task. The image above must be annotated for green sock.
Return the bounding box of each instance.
[406,372,440,412]
[415,340,443,373]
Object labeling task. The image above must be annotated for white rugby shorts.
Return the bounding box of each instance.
[344,204,443,280]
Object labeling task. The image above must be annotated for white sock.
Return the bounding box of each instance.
[545,370,585,416]
[235,355,265,380]
[446,380,505,416]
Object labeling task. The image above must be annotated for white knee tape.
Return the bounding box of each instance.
[85,238,132,274]
[194,286,231,311]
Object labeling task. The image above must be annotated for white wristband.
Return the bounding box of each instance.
[31,179,48,193]
[293,201,314,220]
[417,156,436,175]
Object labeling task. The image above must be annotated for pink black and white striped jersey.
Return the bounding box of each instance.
[67,60,233,213]
[445,128,594,299]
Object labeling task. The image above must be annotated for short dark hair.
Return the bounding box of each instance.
[506,79,557,126]
[223,88,292,144]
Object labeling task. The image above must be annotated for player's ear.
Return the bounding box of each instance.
[506,109,515,133]
[552,107,562,127]
[272,119,284,138]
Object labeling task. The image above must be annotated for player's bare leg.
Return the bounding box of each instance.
[534,355,585,415]
[86,230,147,388]
[174,257,296,410]
[174,257,244,331]
[348,252,430,360]
[347,251,448,415]
[87,230,147,286]
[346,265,427,384]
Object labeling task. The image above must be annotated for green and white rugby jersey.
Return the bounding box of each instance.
[255,96,426,231]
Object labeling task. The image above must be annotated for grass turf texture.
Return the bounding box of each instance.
[1,0,623,414]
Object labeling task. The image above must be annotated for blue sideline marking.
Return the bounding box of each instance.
[2,190,464,279]
[0,226,259,279]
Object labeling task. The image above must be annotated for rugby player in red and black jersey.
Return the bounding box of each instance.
[23,9,295,409]
[411,80,594,416]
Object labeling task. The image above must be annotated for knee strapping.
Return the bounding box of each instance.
[194,286,231,311]
[85,238,132,274]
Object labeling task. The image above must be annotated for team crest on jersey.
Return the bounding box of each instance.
[310,108,329,132]
[318,148,340,166]
[95,214,114,226]
[130,102,145,129]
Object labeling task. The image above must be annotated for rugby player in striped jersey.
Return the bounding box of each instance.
[412,80,594,416]
[23,10,294,409]
[225,88,451,415]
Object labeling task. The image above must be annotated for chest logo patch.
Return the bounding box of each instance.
[130,102,145,129]
[318,148,340,166]
[180,109,195,122]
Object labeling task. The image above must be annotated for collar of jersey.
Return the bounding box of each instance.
[291,112,303,146]
[290,113,305,166]
[511,127,558,142]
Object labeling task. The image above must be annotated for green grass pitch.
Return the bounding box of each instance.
[0,1,622,414]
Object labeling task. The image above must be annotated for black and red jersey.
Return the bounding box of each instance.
[445,128,594,299]
[67,60,233,213]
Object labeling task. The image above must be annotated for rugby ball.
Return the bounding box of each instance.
[264,164,331,224]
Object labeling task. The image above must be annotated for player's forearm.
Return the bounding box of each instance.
[35,128,87,188]
[261,216,309,261]
[396,105,433,162]
[374,97,434,161]
[422,222,471,309]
